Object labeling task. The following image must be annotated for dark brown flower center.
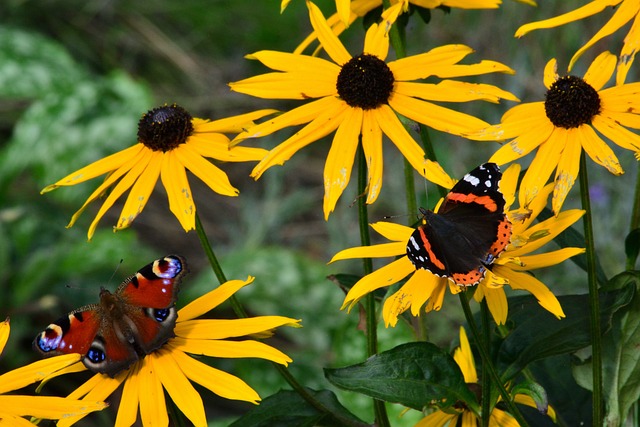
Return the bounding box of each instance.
[544,76,601,129]
[137,104,194,152]
[336,53,395,110]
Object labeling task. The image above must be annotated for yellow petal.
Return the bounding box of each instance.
[362,110,384,204]
[245,50,340,75]
[172,349,260,403]
[509,248,586,271]
[175,144,239,197]
[389,93,489,136]
[501,163,521,210]
[374,104,428,174]
[514,394,557,421]
[569,0,639,72]
[175,317,300,340]
[323,107,362,219]
[116,150,163,231]
[86,148,154,239]
[515,0,622,38]
[59,372,127,427]
[579,120,624,175]
[363,23,389,60]
[189,134,268,162]
[371,220,414,242]
[139,356,168,427]
[308,1,351,65]
[382,269,440,327]
[236,96,340,141]
[170,338,292,365]
[229,71,337,99]
[488,117,554,164]
[490,409,520,427]
[160,151,195,232]
[330,241,406,262]
[342,256,415,310]
[115,362,140,427]
[617,13,640,85]
[395,80,518,103]
[454,326,478,382]
[154,349,207,427]
[479,285,508,325]
[195,109,279,134]
[592,114,640,152]
[508,209,585,257]
[0,396,106,419]
[0,318,8,355]
[389,44,475,81]
[179,277,254,321]
[471,103,549,142]
[251,99,349,179]
[337,0,352,25]
[583,51,616,91]
[493,265,565,318]
[0,355,81,394]
[519,129,565,207]
[41,144,144,192]
[543,58,559,89]
[552,128,581,214]
[427,61,515,79]
[414,410,458,427]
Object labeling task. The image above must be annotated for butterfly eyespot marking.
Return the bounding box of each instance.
[86,339,107,365]
[147,307,174,323]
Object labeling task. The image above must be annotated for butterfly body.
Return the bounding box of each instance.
[34,255,187,377]
[406,163,512,286]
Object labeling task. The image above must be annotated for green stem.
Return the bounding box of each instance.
[356,145,390,427]
[458,292,529,426]
[195,212,246,318]
[195,213,363,426]
[627,162,640,270]
[578,153,602,425]
[480,299,491,427]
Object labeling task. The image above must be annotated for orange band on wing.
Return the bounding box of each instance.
[446,193,498,212]
[418,227,446,270]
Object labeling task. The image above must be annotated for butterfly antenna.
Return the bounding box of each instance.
[107,259,124,287]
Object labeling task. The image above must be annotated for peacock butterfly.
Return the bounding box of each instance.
[34,255,187,377]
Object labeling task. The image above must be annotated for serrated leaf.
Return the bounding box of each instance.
[325,342,478,413]
[228,388,368,427]
[0,26,86,98]
[498,285,633,380]
[573,271,640,427]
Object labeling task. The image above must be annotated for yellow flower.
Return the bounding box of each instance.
[36,278,300,427]
[0,318,106,425]
[331,163,583,326]
[231,2,516,219]
[516,0,639,84]
[414,326,556,426]
[469,51,640,214]
[41,104,275,240]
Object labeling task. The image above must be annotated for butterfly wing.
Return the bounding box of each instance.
[116,255,187,355]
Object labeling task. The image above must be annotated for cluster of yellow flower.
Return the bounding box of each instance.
[3,0,640,426]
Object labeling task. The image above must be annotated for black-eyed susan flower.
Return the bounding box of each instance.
[414,326,555,426]
[331,163,583,326]
[41,104,275,240]
[37,278,299,427]
[230,1,517,219]
[469,51,640,215]
[0,318,106,425]
[516,0,640,85]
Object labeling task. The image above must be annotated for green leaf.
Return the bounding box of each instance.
[625,228,640,268]
[325,342,478,413]
[511,380,549,415]
[0,26,86,98]
[498,285,634,380]
[228,388,369,427]
[573,271,640,427]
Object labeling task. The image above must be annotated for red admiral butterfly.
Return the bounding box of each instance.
[406,163,512,286]
[34,255,187,377]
